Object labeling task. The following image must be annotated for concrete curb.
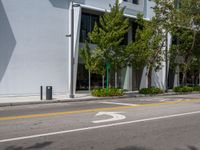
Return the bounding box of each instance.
[0,94,137,107]
[0,92,198,107]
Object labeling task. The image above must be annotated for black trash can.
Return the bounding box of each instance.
[46,86,52,100]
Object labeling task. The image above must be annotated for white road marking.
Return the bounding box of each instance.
[160,99,168,102]
[1,110,200,143]
[100,101,139,106]
[160,99,183,102]
[92,112,126,123]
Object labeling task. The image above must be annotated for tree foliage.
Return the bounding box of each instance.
[87,0,129,87]
[80,41,93,72]
[169,0,200,85]
[88,0,129,67]
[126,12,167,88]
[80,41,106,76]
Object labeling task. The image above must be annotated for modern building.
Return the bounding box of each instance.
[0,0,172,97]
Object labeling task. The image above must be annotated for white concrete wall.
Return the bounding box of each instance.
[174,66,180,87]
[77,0,144,18]
[140,67,148,89]
[0,0,70,96]
[146,0,155,19]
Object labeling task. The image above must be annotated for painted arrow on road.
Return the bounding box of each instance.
[92,112,126,124]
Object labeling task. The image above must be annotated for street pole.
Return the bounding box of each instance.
[165,32,168,92]
[106,63,109,96]
[69,0,75,98]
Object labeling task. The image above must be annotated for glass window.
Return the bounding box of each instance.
[121,32,128,45]
[80,13,99,43]
[91,15,99,31]
[132,21,138,42]
[132,0,138,4]
[175,0,181,9]
[80,13,90,42]
[76,63,103,91]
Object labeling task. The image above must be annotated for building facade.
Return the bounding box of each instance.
[0,0,170,97]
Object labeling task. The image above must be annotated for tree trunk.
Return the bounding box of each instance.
[181,30,197,86]
[106,63,110,90]
[136,70,139,90]
[192,72,195,85]
[102,75,105,88]
[115,71,117,88]
[182,71,187,85]
[89,70,91,92]
[147,67,152,88]
[182,57,193,85]
[182,64,189,85]
[199,72,200,86]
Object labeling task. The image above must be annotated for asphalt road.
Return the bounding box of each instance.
[0,94,200,150]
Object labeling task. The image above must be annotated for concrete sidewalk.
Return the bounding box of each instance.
[0,90,188,107]
[0,92,95,107]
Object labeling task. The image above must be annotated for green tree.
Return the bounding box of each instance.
[126,0,174,89]
[126,13,166,88]
[153,0,174,91]
[89,0,129,88]
[169,0,200,85]
[193,33,200,77]
[80,41,94,91]
[80,43,106,89]
[91,48,106,88]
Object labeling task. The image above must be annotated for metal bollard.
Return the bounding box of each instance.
[40,86,43,100]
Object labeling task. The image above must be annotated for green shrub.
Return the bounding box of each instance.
[139,87,163,94]
[173,86,193,92]
[192,86,200,91]
[91,88,124,97]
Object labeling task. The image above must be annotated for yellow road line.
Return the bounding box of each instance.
[0,98,200,121]
[0,106,138,121]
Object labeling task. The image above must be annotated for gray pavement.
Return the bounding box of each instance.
[0,94,200,149]
[0,91,199,107]
[0,93,199,117]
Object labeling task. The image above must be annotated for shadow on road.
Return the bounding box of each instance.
[4,141,53,150]
[116,145,200,150]
[116,145,153,150]
[176,145,200,150]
